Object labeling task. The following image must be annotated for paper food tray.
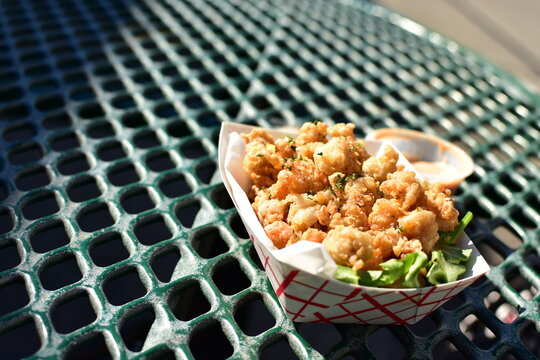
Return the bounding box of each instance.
[218,122,490,324]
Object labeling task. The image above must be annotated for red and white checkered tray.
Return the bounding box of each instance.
[218,122,490,324]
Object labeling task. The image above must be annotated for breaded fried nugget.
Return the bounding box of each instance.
[346,176,379,211]
[425,183,459,232]
[271,159,328,199]
[393,238,423,257]
[313,137,368,176]
[296,121,328,145]
[362,145,399,182]
[254,198,289,226]
[398,210,439,253]
[327,123,355,137]
[299,228,326,244]
[318,199,340,227]
[331,203,369,229]
[264,221,294,249]
[287,194,320,232]
[368,198,405,230]
[323,226,373,270]
[242,130,282,190]
[363,228,404,269]
[296,141,325,160]
[275,137,296,159]
[331,176,379,230]
[380,171,423,210]
[242,128,275,144]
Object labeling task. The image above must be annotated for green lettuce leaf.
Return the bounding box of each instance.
[333,252,428,288]
[427,211,474,285]
[426,244,472,285]
[334,212,474,287]
[440,244,473,264]
[426,251,465,285]
[359,258,405,286]
[402,251,429,288]
[334,265,360,285]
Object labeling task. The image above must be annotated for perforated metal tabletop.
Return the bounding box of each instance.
[0,0,539,359]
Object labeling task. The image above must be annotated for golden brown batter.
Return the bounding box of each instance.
[242,122,459,271]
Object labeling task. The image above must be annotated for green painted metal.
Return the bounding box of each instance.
[0,0,539,359]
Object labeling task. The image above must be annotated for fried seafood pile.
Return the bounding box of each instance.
[242,122,459,272]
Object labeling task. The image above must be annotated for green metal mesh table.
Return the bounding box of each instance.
[0,0,539,359]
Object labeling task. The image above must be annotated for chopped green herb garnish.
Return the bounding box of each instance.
[333,173,363,191]
[334,174,346,190]
[283,155,297,162]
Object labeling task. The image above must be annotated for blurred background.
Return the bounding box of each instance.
[377,0,540,92]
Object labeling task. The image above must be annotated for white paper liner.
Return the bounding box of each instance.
[218,122,490,324]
